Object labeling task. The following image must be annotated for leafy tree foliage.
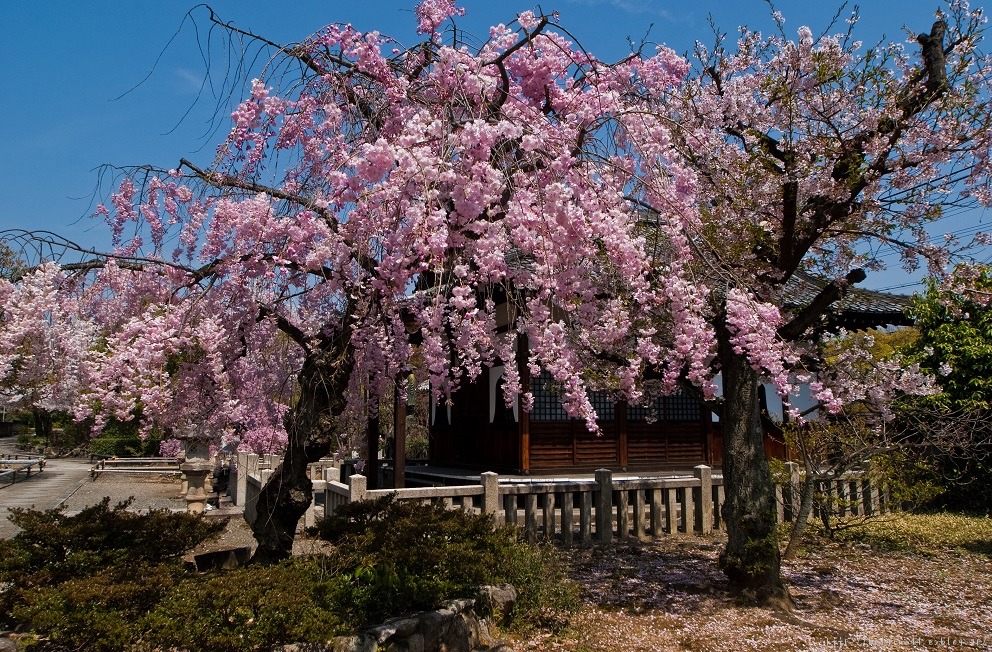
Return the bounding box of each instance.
[908,269,992,412]
[900,269,992,509]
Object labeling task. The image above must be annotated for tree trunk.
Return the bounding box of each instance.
[717,333,793,609]
[250,330,353,564]
[32,407,53,444]
[783,471,815,561]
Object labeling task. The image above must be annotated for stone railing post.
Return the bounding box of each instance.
[693,465,713,534]
[349,474,368,504]
[595,468,613,544]
[234,451,249,507]
[480,472,500,517]
[785,461,801,521]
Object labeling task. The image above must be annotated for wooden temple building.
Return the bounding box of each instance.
[424,273,913,475]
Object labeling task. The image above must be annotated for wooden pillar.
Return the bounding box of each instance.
[618,401,629,469]
[517,334,531,473]
[367,398,379,490]
[703,404,714,465]
[393,378,406,489]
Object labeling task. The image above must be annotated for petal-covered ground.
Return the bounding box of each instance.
[510,515,992,651]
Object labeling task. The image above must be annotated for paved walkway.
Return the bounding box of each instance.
[0,437,93,538]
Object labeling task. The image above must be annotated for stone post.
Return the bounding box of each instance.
[785,461,801,521]
[693,465,713,534]
[178,439,188,497]
[595,468,613,544]
[349,474,368,504]
[480,472,500,517]
[234,451,248,507]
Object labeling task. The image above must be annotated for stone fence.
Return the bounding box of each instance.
[90,456,181,478]
[231,451,899,541]
[0,454,45,487]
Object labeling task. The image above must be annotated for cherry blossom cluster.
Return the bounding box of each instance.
[0,264,96,417]
[415,0,465,37]
[724,288,798,394]
[7,1,992,454]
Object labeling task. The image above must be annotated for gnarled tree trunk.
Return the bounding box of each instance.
[251,329,353,564]
[717,331,793,609]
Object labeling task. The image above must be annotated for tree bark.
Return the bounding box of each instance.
[31,407,53,444]
[783,471,815,561]
[250,329,353,564]
[717,330,794,609]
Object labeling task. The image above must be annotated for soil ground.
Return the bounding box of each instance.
[506,526,992,651]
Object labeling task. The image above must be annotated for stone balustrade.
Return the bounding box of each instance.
[231,451,898,540]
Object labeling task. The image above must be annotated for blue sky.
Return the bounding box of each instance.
[1,0,984,292]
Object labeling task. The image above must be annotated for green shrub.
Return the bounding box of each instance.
[12,562,182,652]
[0,498,224,630]
[493,537,580,632]
[312,496,578,630]
[3,496,578,650]
[406,434,430,459]
[145,560,347,651]
[88,419,161,457]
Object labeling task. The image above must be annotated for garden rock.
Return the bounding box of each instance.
[475,584,517,625]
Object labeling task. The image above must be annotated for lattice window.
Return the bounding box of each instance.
[666,391,702,422]
[627,391,702,422]
[627,396,662,422]
[531,371,570,421]
[589,390,615,421]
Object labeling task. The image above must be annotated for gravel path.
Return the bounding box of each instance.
[61,473,186,513]
[1,436,186,537]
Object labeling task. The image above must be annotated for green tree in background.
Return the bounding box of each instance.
[909,270,992,412]
[902,268,992,511]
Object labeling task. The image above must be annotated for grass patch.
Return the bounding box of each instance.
[826,512,992,556]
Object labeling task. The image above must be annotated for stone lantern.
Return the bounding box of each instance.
[180,436,213,515]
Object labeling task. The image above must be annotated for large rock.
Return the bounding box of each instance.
[475,585,517,626]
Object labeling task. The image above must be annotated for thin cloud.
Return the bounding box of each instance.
[560,0,676,22]
[173,68,204,95]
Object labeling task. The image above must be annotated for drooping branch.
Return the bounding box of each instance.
[258,305,310,352]
[778,268,867,341]
[178,159,339,229]
[485,15,551,118]
[204,5,334,78]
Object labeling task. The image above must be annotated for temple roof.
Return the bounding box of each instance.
[783,271,913,329]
